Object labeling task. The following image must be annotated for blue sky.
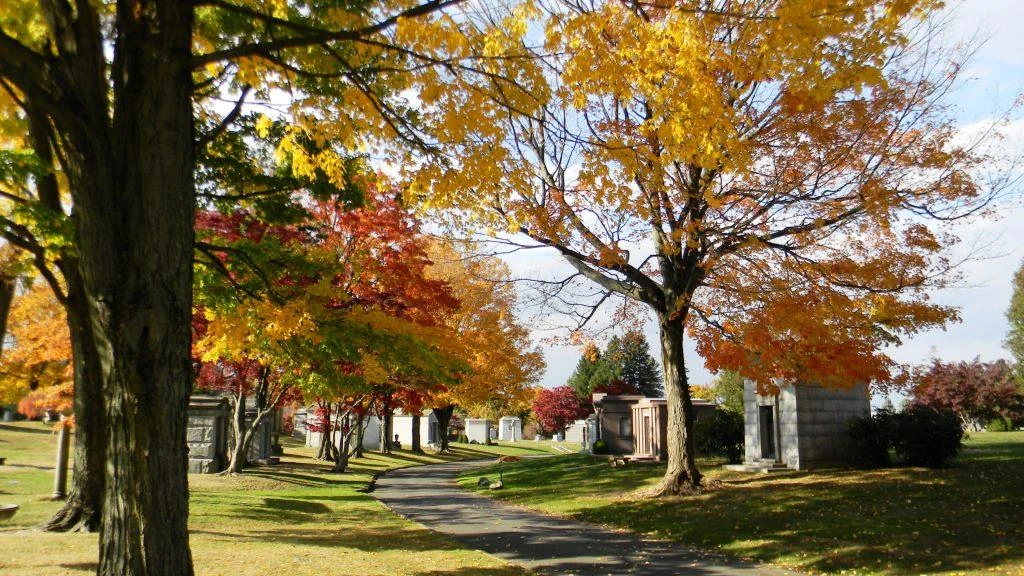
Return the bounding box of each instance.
[508,0,1024,390]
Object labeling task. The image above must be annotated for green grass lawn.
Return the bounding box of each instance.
[0,421,539,576]
[458,431,1024,576]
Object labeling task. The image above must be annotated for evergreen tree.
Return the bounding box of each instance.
[567,343,602,401]
[617,331,663,397]
[576,331,663,398]
[1008,259,1024,382]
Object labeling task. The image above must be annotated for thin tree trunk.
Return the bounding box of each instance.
[649,316,702,495]
[24,105,106,534]
[354,411,365,458]
[331,412,359,473]
[411,414,422,453]
[315,403,333,461]
[45,284,104,532]
[227,394,248,473]
[433,405,455,453]
[379,396,393,454]
[0,274,15,353]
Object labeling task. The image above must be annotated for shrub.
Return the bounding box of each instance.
[892,405,963,467]
[694,410,744,463]
[851,406,963,468]
[986,417,1012,432]
[456,433,468,444]
[848,411,894,467]
[591,439,609,454]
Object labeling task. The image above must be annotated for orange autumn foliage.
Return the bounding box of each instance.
[0,281,73,416]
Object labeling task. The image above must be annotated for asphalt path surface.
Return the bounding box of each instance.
[373,460,797,576]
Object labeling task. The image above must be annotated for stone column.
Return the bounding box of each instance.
[52,421,70,500]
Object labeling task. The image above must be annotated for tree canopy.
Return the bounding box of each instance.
[407,0,1005,492]
[568,332,661,400]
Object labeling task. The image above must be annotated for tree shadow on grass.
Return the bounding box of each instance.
[561,464,1024,576]
[0,423,54,435]
[190,525,475,554]
[58,562,97,572]
[413,568,530,576]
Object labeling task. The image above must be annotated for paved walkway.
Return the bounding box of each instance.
[373,461,796,576]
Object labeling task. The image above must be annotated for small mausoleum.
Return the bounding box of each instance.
[186,396,230,474]
[497,416,522,442]
[592,393,717,459]
[393,410,440,448]
[740,380,870,470]
[564,415,598,449]
[239,405,280,463]
[464,418,492,444]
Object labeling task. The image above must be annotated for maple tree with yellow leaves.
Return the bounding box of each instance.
[424,240,545,452]
[408,0,1012,493]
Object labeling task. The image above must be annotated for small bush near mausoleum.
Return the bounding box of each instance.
[591,439,609,454]
[849,405,964,468]
[694,410,744,463]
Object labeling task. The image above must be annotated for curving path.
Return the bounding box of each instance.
[373,460,797,576]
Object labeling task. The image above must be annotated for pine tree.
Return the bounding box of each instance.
[617,331,663,397]
[576,331,663,398]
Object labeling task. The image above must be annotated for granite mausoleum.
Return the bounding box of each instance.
[740,380,870,470]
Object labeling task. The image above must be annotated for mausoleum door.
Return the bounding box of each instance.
[758,405,776,460]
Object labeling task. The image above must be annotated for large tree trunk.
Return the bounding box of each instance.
[433,405,455,453]
[650,316,702,495]
[45,283,105,532]
[81,2,195,573]
[411,414,422,453]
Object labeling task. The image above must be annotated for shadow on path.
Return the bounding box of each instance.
[373,461,798,576]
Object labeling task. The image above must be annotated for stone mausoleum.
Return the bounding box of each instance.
[592,393,717,459]
[186,396,230,474]
[740,380,870,470]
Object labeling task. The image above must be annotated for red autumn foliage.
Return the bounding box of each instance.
[532,385,587,435]
[911,358,1024,428]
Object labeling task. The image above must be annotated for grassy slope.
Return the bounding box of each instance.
[458,432,1024,576]
[0,421,556,576]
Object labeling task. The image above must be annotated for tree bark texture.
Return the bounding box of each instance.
[650,316,702,495]
[78,2,195,573]
[0,274,15,351]
[45,285,105,532]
